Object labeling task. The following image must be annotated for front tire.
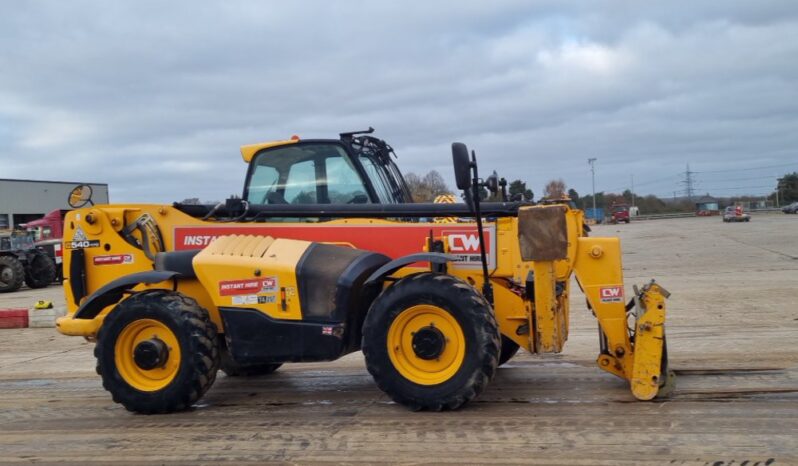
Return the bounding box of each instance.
[95,290,220,414]
[0,256,25,293]
[24,251,56,288]
[362,273,500,411]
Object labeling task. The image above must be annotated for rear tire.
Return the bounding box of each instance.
[95,290,220,414]
[498,335,520,366]
[24,251,56,288]
[362,273,500,411]
[0,256,25,293]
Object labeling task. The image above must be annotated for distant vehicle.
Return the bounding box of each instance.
[21,209,68,282]
[21,209,68,242]
[722,206,750,222]
[782,202,798,214]
[610,203,631,224]
[0,230,57,292]
[584,207,604,224]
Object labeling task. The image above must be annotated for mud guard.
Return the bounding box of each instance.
[72,271,179,319]
[364,253,460,285]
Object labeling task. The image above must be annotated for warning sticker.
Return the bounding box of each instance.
[599,286,624,303]
[73,227,88,241]
[232,295,258,305]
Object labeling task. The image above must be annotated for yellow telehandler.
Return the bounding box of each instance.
[57,129,673,413]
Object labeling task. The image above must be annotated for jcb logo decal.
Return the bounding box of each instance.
[599,286,624,303]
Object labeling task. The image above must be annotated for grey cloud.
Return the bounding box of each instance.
[1,1,797,203]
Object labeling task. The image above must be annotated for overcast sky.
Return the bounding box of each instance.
[1,1,797,203]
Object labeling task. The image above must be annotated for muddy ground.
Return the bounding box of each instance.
[0,214,796,465]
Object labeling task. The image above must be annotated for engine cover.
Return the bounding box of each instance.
[193,234,389,362]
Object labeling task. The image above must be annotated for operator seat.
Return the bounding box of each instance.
[154,250,201,278]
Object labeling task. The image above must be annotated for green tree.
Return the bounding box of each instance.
[776,172,798,204]
[606,193,626,208]
[580,191,605,211]
[621,189,634,205]
[508,180,533,201]
[567,188,579,203]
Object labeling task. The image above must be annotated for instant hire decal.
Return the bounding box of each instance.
[219,277,278,296]
[93,254,134,266]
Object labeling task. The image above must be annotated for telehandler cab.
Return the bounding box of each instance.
[57,129,674,413]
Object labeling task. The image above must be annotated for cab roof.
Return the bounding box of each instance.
[239,139,300,163]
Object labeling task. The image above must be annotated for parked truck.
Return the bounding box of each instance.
[21,209,68,281]
[610,203,631,224]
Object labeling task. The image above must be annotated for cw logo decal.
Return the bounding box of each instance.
[599,286,624,303]
[448,234,481,253]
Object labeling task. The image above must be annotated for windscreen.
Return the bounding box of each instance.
[246,143,370,205]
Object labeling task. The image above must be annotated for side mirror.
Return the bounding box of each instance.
[451,142,472,190]
[68,184,94,208]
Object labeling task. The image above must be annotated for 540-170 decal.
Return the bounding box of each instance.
[174,224,496,269]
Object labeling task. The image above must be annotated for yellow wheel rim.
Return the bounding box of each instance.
[387,304,466,386]
[114,319,181,392]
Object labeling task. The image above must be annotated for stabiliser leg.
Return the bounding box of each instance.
[629,282,671,400]
[574,237,675,400]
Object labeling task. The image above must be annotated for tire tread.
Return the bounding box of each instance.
[94,290,220,414]
[362,273,500,411]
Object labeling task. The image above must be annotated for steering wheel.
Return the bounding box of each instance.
[347,193,369,204]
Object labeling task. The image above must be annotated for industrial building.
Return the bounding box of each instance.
[0,179,108,229]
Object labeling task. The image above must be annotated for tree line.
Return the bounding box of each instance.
[405,170,798,211]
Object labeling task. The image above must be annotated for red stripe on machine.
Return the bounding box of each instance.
[173,224,495,269]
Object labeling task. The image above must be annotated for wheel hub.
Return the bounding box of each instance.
[133,338,169,370]
[412,325,446,360]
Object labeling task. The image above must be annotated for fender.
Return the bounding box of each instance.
[73,271,179,319]
[364,253,460,286]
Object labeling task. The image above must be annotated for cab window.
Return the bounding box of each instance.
[359,155,395,203]
[283,160,317,204]
[246,143,370,205]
